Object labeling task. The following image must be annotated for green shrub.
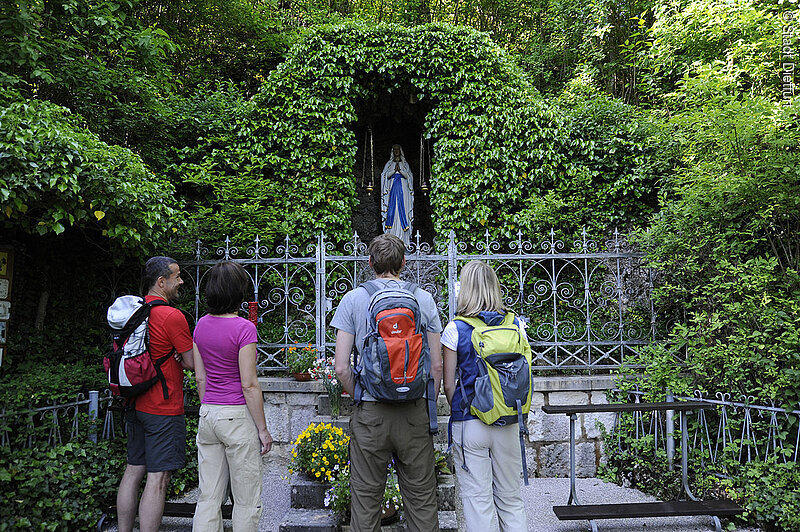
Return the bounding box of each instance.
[0,359,105,411]
[0,418,198,531]
[0,367,200,529]
[636,95,800,406]
[0,440,125,530]
[725,461,800,531]
[600,427,800,532]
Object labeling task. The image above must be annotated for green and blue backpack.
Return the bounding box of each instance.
[454,311,533,483]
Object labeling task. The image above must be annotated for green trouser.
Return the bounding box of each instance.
[349,399,439,532]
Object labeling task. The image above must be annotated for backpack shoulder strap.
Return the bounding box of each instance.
[501,311,516,326]
[402,281,418,293]
[359,280,380,296]
[453,316,485,329]
[144,298,172,400]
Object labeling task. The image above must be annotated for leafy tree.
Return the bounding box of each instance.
[133,0,292,94]
[647,0,781,101]
[0,0,176,143]
[0,99,182,252]
[636,91,800,406]
[514,0,596,92]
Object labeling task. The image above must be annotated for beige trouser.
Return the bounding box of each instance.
[193,404,262,532]
[451,419,527,532]
[349,399,439,532]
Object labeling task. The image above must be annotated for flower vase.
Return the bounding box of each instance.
[329,390,341,419]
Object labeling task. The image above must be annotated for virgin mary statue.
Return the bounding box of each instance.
[380,144,414,246]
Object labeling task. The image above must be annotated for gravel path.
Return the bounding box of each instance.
[105,461,761,532]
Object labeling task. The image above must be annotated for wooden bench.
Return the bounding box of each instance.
[541,402,743,532]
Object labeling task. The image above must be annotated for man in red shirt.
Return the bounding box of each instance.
[116,256,194,532]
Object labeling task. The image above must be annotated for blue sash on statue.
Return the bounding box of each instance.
[385,172,410,231]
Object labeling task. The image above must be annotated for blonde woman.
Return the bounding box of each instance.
[441,260,528,531]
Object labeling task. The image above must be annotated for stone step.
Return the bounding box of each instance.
[438,510,459,532]
[435,474,456,511]
[278,508,338,532]
[289,472,456,512]
[290,472,330,509]
[279,507,456,531]
[317,394,452,417]
[339,511,458,532]
[312,415,451,445]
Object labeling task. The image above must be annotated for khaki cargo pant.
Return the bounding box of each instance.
[193,404,262,531]
[349,399,439,532]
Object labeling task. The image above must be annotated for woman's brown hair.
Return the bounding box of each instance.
[205,261,251,315]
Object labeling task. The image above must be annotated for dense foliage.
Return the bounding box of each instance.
[0,421,198,531]
[180,23,661,248]
[596,3,800,528]
[0,99,181,251]
[0,440,126,530]
[600,418,800,531]
[0,0,798,529]
[632,55,800,410]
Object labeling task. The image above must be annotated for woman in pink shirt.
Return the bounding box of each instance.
[192,261,273,531]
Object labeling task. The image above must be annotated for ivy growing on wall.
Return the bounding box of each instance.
[183,22,660,249]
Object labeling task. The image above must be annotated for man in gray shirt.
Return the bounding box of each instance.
[333,234,443,532]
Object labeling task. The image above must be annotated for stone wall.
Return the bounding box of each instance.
[260,375,617,477]
[527,375,617,478]
[260,378,327,466]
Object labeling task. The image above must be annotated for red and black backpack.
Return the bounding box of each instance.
[104,296,172,399]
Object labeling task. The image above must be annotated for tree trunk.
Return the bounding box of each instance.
[35,290,49,331]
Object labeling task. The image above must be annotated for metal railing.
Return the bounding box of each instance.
[610,389,800,471]
[0,391,119,449]
[182,229,667,372]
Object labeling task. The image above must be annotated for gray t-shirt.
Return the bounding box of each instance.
[330,278,443,356]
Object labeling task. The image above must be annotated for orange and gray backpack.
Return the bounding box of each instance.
[354,280,438,433]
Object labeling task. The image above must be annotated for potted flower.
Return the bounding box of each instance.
[286,344,316,380]
[289,422,349,483]
[325,461,403,525]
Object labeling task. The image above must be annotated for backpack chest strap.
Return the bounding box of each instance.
[453,311,515,330]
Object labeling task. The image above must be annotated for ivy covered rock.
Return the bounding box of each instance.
[185,22,662,248]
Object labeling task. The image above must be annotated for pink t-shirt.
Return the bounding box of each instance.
[194,315,258,405]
